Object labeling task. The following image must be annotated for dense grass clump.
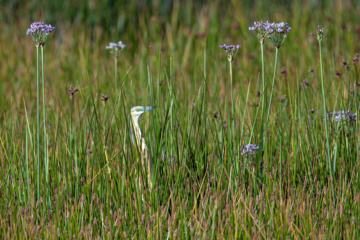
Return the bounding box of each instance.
[1,0,360,238]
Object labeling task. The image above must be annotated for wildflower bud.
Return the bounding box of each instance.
[213,111,218,119]
[353,55,359,66]
[312,25,324,42]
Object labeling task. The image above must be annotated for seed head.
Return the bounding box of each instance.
[101,94,109,102]
[303,79,309,87]
[26,21,55,47]
[68,86,78,99]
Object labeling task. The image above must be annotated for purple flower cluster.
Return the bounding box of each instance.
[326,110,356,122]
[248,21,268,43]
[310,25,324,42]
[267,22,291,48]
[219,44,241,62]
[249,21,291,48]
[106,41,126,58]
[26,21,55,47]
[240,144,259,156]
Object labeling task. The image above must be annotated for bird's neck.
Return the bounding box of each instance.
[131,119,141,146]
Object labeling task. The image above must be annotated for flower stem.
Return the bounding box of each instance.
[41,48,47,179]
[319,41,334,195]
[41,47,50,207]
[265,48,279,140]
[69,98,73,195]
[26,128,30,205]
[261,43,265,99]
[115,58,118,91]
[230,60,234,117]
[230,60,235,137]
[36,46,40,212]
[259,42,265,151]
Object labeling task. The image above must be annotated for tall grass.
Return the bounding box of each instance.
[0,0,360,238]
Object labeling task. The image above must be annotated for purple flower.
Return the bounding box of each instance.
[249,21,291,47]
[325,110,356,122]
[240,144,259,156]
[264,22,291,48]
[106,41,126,58]
[26,21,55,47]
[249,21,268,43]
[348,113,357,121]
[219,44,241,62]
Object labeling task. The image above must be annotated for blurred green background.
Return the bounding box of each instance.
[1,0,359,114]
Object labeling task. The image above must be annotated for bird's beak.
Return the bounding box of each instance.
[145,106,158,112]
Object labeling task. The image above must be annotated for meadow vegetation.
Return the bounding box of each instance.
[1,0,360,238]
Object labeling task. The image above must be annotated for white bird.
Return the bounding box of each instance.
[130,106,157,189]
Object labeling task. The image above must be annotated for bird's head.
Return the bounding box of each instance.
[130,106,158,144]
[131,106,157,119]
